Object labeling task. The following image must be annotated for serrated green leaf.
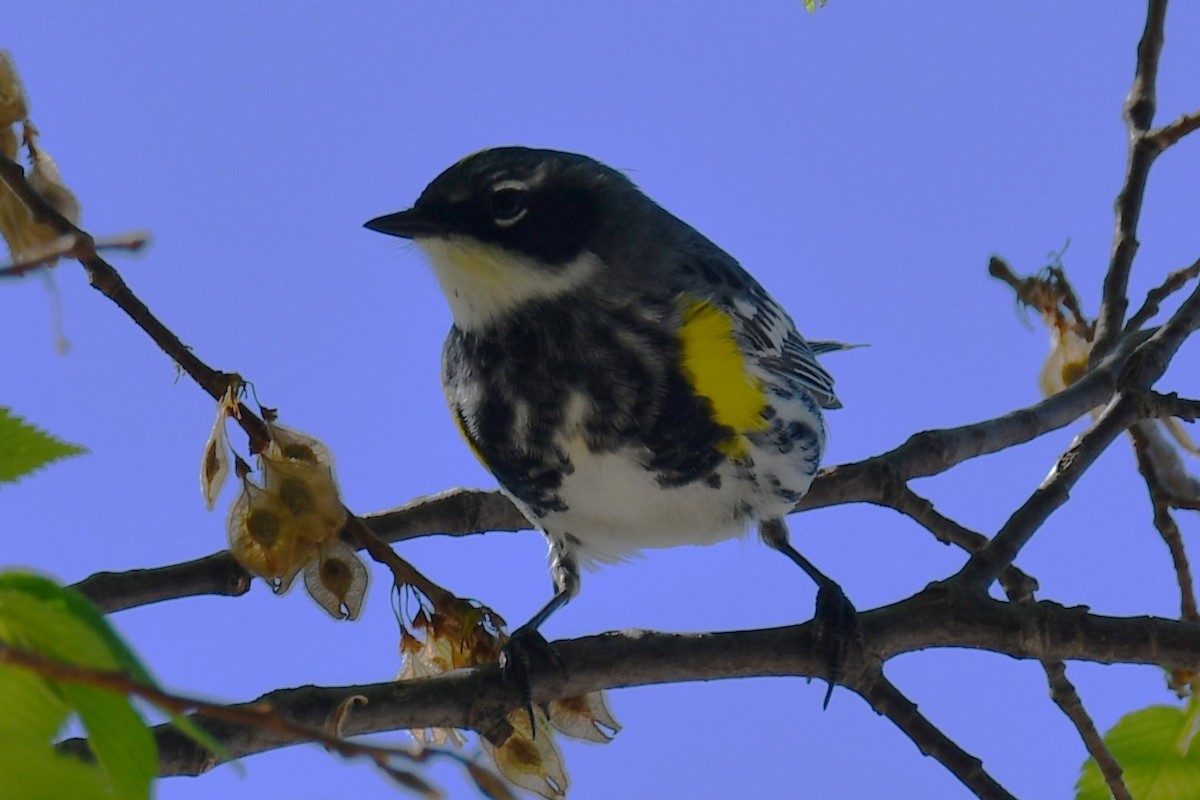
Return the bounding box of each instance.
[0,407,86,484]
[1077,704,1200,800]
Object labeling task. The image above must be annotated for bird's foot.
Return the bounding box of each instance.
[811,582,859,709]
[499,624,568,736]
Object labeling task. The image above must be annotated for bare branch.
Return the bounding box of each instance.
[1132,423,1200,620]
[1117,281,1200,391]
[72,488,524,613]
[1041,660,1132,800]
[52,592,1200,780]
[871,482,1038,600]
[802,342,1126,514]
[1147,392,1200,423]
[366,488,530,542]
[952,392,1143,591]
[848,669,1016,800]
[1125,256,1200,333]
[1146,109,1200,153]
[962,283,1200,588]
[1092,0,1170,359]
[0,230,149,277]
[863,452,1126,791]
[73,551,253,613]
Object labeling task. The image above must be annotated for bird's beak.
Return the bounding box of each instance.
[363,208,441,239]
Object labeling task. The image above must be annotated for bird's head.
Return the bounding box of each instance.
[366,147,646,331]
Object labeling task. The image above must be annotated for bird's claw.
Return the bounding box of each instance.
[812,582,859,709]
[499,625,567,736]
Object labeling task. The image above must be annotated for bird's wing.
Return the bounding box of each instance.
[735,288,843,410]
[676,244,844,410]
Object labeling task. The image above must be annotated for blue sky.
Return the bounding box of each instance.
[4,2,1200,798]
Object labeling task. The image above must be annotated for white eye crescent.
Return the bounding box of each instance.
[490,180,529,227]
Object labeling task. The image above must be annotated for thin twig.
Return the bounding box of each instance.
[1145,109,1200,153]
[1154,500,1196,619]
[953,392,1143,590]
[1041,660,1132,800]
[1147,392,1200,423]
[1132,423,1200,620]
[963,283,1200,589]
[875,483,1038,599]
[877,475,1125,794]
[848,669,1016,799]
[1092,0,1170,361]
[0,230,150,277]
[345,516,454,607]
[1125,256,1200,332]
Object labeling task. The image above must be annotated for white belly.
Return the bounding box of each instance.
[511,386,826,570]
[539,439,753,568]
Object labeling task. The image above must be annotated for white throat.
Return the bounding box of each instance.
[416,237,600,331]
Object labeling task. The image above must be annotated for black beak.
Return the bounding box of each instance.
[363,208,442,239]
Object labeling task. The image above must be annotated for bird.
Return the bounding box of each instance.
[365,147,856,710]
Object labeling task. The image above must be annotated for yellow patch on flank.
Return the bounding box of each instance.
[678,298,769,459]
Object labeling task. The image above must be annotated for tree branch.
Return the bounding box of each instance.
[0,643,500,797]
[1092,0,1170,360]
[1132,423,1200,620]
[55,591,1200,781]
[848,668,1016,800]
[953,391,1144,590]
[1145,109,1200,153]
[803,334,1142,513]
[1125,256,1200,333]
[961,282,1200,589]
[0,230,149,277]
[872,456,1125,795]
[71,488,526,613]
[1041,660,1132,800]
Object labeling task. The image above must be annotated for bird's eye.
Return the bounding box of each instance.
[490,185,528,227]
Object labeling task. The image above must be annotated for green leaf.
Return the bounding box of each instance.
[0,407,86,484]
[0,573,228,778]
[0,573,155,798]
[0,743,115,800]
[0,662,71,743]
[63,683,156,799]
[1077,704,1200,800]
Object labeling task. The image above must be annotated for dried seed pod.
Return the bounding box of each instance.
[303,538,368,620]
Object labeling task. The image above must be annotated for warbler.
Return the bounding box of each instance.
[366,147,855,701]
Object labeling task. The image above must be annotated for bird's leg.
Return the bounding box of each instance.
[500,536,579,734]
[760,516,858,708]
